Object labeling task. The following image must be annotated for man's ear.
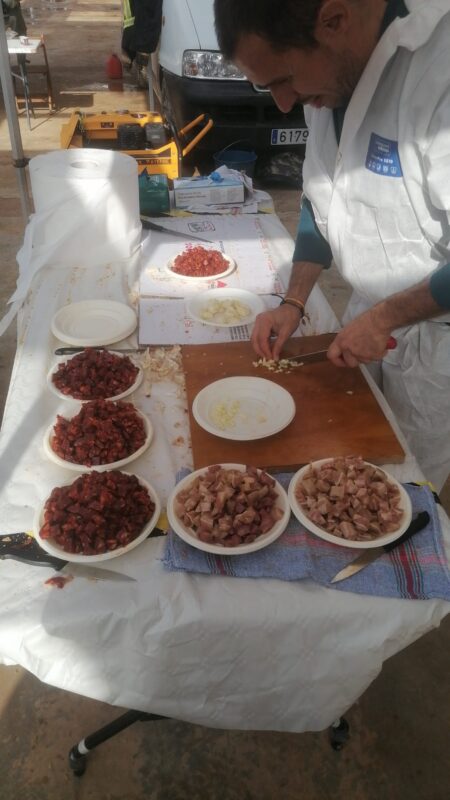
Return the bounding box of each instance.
[315,0,352,43]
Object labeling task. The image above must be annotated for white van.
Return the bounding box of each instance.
[152,0,308,155]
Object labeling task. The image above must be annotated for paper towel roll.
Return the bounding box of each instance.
[0,150,142,336]
[28,148,141,263]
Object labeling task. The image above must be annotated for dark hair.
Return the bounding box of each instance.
[214,0,324,58]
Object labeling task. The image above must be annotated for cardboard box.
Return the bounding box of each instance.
[173,176,245,208]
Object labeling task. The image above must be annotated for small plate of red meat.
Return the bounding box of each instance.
[288,456,412,549]
[34,470,161,563]
[167,463,290,555]
[44,399,153,472]
[166,246,235,281]
[48,348,143,402]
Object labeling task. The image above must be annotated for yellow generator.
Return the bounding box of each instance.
[60,110,213,179]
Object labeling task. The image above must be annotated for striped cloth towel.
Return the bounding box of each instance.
[162,473,450,600]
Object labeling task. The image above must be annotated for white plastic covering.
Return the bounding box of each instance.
[0,214,448,732]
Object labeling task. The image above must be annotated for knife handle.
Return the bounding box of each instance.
[383,511,430,553]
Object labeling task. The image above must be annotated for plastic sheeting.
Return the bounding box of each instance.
[0,214,449,733]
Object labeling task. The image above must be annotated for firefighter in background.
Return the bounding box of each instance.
[121,0,163,88]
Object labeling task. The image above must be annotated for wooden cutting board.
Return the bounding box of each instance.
[182,334,405,472]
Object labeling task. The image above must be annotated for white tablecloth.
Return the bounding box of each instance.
[0,214,449,733]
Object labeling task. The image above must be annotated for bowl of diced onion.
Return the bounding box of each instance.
[186,288,266,328]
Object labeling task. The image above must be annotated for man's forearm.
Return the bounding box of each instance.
[285,261,324,304]
[372,277,446,333]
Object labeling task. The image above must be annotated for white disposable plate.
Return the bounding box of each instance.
[34,473,161,563]
[166,252,235,282]
[167,463,290,555]
[192,376,296,441]
[288,459,412,549]
[186,288,265,328]
[47,356,143,402]
[43,405,153,473]
[51,300,137,346]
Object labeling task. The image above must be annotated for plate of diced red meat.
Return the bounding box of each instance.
[44,399,152,472]
[35,470,161,562]
[166,246,235,281]
[167,463,290,555]
[48,348,142,402]
[288,456,412,549]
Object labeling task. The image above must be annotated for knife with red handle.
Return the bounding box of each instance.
[285,336,397,365]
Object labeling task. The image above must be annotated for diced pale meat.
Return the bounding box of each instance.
[175,466,283,548]
[295,456,404,543]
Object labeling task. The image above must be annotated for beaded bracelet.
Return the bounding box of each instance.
[279,296,306,315]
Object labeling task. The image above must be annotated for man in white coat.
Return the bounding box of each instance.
[214,0,450,491]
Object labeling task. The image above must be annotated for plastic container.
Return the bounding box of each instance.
[213,141,257,177]
[138,172,170,215]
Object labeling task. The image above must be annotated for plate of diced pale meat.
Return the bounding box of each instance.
[288,456,412,549]
[167,463,291,554]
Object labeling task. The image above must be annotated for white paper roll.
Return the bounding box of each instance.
[0,150,142,336]
[27,148,141,263]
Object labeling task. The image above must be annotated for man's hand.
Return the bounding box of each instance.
[251,305,302,360]
[327,308,393,367]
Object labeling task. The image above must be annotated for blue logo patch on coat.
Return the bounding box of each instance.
[365,133,403,177]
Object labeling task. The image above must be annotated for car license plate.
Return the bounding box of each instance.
[271,128,309,145]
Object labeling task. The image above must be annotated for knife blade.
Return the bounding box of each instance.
[330,511,430,583]
[141,218,214,244]
[54,346,148,356]
[284,336,397,365]
[0,533,135,582]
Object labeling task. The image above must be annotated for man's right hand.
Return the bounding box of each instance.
[251,305,303,360]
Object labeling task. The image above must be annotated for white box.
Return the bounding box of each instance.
[173,176,245,208]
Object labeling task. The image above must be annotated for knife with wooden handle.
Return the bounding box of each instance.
[330,511,430,583]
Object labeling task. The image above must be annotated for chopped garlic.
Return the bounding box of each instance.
[210,400,243,430]
[199,298,251,325]
[253,357,303,374]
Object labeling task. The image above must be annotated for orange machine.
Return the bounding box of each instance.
[60,110,213,178]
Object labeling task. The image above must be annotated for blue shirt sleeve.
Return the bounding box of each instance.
[429,263,450,310]
[293,197,333,267]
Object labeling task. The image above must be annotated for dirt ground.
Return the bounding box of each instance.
[0,2,449,799]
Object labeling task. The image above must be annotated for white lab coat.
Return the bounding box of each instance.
[302,0,450,490]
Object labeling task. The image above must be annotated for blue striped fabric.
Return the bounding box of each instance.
[162,474,450,601]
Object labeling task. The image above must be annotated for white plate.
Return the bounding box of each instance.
[192,377,296,441]
[167,463,290,555]
[51,300,137,347]
[166,252,235,282]
[43,404,153,472]
[288,459,412,549]
[47,356,143,402]
[186,288,265,328]
[34,473,161,563]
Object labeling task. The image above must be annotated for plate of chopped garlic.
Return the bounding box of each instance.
[186,288,265,328]
[192,376,296,440]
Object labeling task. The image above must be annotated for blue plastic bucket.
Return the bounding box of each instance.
[213,141,257,177]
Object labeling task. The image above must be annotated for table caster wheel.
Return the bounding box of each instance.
[69,746,87,776]
[329,717,350,751]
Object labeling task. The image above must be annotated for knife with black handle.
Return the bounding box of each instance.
[330,511,430,583]
[0,530,166,583]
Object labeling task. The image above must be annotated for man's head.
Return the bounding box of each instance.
[214,0,386,110]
